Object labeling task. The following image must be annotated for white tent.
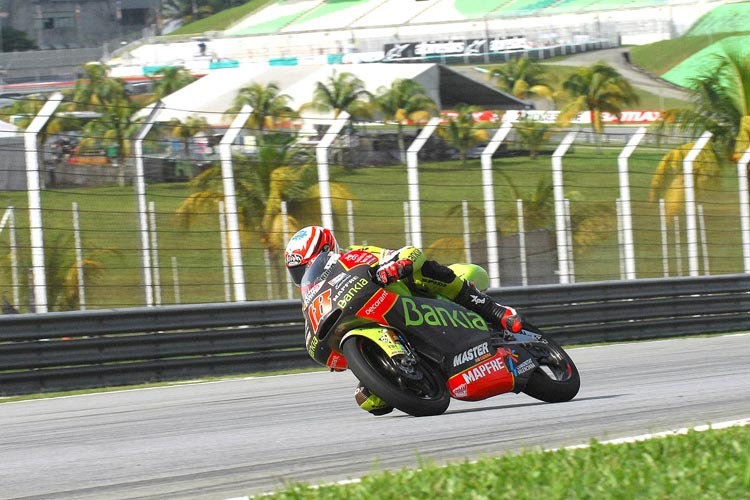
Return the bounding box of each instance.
[139,63,526,127]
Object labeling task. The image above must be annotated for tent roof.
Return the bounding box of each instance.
[145,63,528,125]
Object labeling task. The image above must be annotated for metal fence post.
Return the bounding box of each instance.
[552,130,578,284]
[617,126,647,280]
[134,101,163,307]
[24,92,63,313]
[738,144,750,273]
[315,112,349,231]
[219,105,252,302]
[406,117,441,249]
[683,131,712,277]
[481,120,514,287]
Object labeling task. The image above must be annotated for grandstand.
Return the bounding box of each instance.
[229,0,326,36]
[109,0,739,91]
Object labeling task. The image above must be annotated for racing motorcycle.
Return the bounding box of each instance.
[301,249,580,417]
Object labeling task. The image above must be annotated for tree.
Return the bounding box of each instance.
[489,56,555,102]
[150,66,197,100]
[306,70,373,120]
[1,26,38,52]
[72,63,141,185]
[375,79,436,163]
[557,62,640,137]
[649,142,721,220]
[228,81,294,143]
[436,104,489,166]
[514,117,553,160]
[654,47,750,162]
[169,114,209,158]
[44,234,110,311]
[175,135,352,294]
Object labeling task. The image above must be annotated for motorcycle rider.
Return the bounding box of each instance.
[284,225,523,415]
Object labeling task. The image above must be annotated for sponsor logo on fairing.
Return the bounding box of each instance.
[462,358,505,384]
[302,281,323,306]
[452,383,468,399]
[328,272,349,289]
[402,297,488,331]
[355,289,399,325]
[453,342,490,367]
[513,358,535,376]
[336,278,370,308]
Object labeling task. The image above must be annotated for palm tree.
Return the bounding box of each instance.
[489,56,556,103]
[307,70,373,120]
[151,66,196,101]
[44,234,109,311]
[557,62,640,139]
[436,104,489,166]
[514,117,553,160]
[72,63,129,111]
[71,62,141,176]
[375,79,436,163]
[169,114,209,158]
[175,134,352,294]
[654,47,750,162]
[649,142,721,220]
[228,82,294,144]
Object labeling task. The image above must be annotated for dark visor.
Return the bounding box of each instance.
[288,264,307,286]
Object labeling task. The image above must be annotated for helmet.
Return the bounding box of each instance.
[284,225,339,286]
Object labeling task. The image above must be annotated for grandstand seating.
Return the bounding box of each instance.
[225,0,711,37]
[349,0,435,27]
[114,0,735,80]
[416,0,520,21]
[488,0,561,18]
[541,0,669,15]
[228,0,325,36]
[282,0,385,32]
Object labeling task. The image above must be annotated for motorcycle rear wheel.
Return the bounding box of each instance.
[342,336,450,417]
[522,335,580,403]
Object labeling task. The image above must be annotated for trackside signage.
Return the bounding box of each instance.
[503,109,663,124]
[384,36,529,60]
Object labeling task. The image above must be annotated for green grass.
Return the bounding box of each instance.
[263,425,750,498]
[629,31,750,76]
[168,0,275,36]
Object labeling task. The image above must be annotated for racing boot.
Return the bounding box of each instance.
[354,383,394,416]
[453,281,522,335]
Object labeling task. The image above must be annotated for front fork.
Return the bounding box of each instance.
[341,327,420,376]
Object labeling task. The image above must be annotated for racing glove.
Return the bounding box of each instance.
[500,306,523,334]
[374,258,413,286]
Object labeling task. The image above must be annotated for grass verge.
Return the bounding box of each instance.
[168,0,274,36]
[263,424,750,499]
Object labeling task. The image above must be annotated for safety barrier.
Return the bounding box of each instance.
[1,274,748,396]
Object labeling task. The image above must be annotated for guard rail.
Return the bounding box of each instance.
[1,274,748,396]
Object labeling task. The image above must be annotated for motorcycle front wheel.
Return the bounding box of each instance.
[522,334,580,403]
[342,336,450,417]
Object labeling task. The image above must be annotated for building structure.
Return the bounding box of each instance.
[2,0,160,50]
